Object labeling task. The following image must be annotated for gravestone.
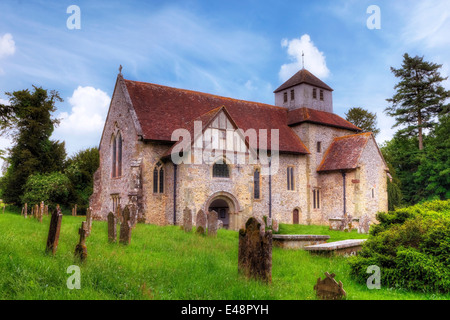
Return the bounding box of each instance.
[37,204,42,223]
[116,204,122,224]
[314,272,346,300]
[196,209,207,235]
[358,215,371,234]
[183,207,192,232]
[86,207,93,236]
[34,204,38,219]
[107,211,116,243]
[207,210,218,237]
[24,203,28,219]
[40,201,44,218]
[128,203,138,229]
[340,214,353,231]
[272,219,279,233]
[238,217,272,283]
[44,205,48,216]
[217,220,223,229]
[74,221,88,262]
[45,209,63,255]
[119,205,132,245]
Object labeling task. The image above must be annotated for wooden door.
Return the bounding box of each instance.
[293,209,299,224]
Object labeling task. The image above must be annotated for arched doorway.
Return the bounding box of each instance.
[205,191,240,230]
[209,198,229,229]
[293,208,299,224]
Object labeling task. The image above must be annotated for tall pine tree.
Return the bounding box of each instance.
[385,53,449,150]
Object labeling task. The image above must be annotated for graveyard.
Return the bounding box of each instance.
[0,208,448,300]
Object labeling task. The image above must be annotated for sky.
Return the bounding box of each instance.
[0,0,449,165]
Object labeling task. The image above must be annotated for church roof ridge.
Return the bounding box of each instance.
[273,68,333,93]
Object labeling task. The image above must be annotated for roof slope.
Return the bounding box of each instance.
[124,79,309,154]
[274,68,333,93]
[317,133,372,172]
[287,107,361,132]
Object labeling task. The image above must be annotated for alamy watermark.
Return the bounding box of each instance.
[170,121,280,176]
[66,265,81,289]
[66,5,81,30]
[366,5,381,30]
[366,265,381,289]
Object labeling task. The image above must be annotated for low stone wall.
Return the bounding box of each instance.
[273,234,330,249]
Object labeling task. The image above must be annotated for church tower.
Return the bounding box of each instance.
[274,69,333,113]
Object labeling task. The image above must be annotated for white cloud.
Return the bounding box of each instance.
[0,33,15,59]
[402,1,450,48]
[279,34,330,82]
[53,86,110,154]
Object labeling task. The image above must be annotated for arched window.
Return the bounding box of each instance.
[153,161,164,193]
[112,134,117,178]
[213,159,229,178]
[117,132,122,177]
[111,132,123,178]
[254,168,260,199]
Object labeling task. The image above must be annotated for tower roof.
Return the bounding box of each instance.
[274,68,333,93]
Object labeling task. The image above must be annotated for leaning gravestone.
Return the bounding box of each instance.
[196,209,207,235]
[45,208,63,255]
[119,205,132,245]
[207,210,218,237]
[74,221,88,262]
[314,272,346,300]
[183,207,192,232]
[86,207,93,236]
[238,217,272,283]
[107,211,116,243]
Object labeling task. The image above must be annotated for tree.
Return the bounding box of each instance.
[22,172,71,206]
[0,86,66,204]
[65,147,99,211]
[385,53,449,150]
[345,107,380,137]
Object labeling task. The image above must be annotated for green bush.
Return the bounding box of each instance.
[21,172,71,207]
[349,199,450,293]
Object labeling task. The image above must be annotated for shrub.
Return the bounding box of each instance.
[349,199,450,293]
[21,172,71,207]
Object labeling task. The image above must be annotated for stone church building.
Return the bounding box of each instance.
[90,68,389,230]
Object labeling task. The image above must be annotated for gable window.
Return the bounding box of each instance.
[290,89,295,100]
[313,189,320,209]
[313,88,317,99]
[287,166,295,191]
[254,168,261,199]
[320,90,324,101]
[317,141,322,153]
[153,161,164,193]
[213,160,229,178]
[283,92,288,103]
[111,132,123,178]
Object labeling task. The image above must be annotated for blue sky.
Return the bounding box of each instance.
[0,0,449,161]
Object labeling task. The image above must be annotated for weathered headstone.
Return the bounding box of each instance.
[314,272,346,300]
[196,209,207,235]
[34,204,38,219]
[183,207,192,232]
[340,214,353,231]
[129,203,138,229]
[119,205,132,245]
[46,209,63,255]
[107,211,116,243]
[207,210,218,236]
[116,204,122,224]
[74,221,88,262]
[217,220,223,229]
[358,215,371,234]
[24,203,28,219]
[37,204,42,223]
[86,207,92,236]
[238,217,272,283]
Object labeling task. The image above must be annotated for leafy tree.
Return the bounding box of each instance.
[0,86,66,204]
[385,53,449,150]
[345,107,380,137]
[22,172,71,206]
[65,147,99,211]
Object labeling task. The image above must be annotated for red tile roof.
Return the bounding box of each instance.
[317,133,372,172]
[274,69,333,93]
[124,79,310,154]
[287,107,361,131]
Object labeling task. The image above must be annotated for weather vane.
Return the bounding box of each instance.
[302,51,305,69]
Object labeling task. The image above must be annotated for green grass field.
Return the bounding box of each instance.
[0,211,448,300]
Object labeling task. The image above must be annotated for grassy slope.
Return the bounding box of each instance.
[0,212,448,300]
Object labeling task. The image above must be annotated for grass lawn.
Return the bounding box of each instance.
[0,211,448,300]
